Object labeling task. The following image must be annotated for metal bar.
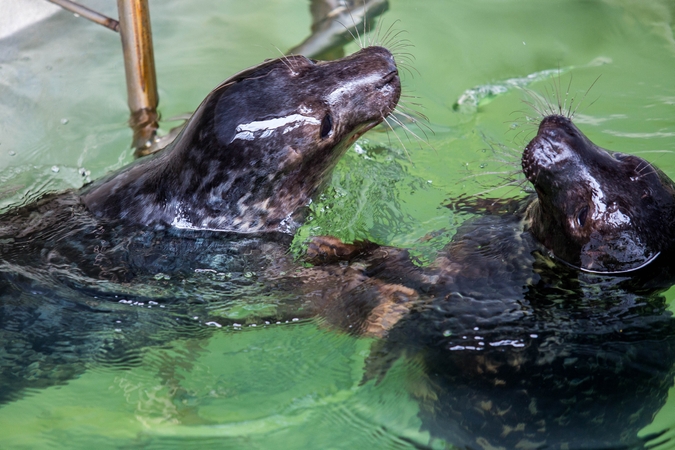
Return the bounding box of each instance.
[288,0,389,59]
[117,0,159,154]
[47,0,120,32]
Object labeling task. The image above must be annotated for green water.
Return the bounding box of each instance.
[2,0,675,448]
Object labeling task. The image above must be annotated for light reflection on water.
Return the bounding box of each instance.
[2,0,675,449]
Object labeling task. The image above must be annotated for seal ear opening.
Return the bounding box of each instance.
[578,230,659,274]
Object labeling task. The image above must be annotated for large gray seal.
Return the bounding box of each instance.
[0,46,401,405]
[81,45,401,234]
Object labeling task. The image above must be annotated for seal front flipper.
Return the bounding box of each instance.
[304,236,379,263]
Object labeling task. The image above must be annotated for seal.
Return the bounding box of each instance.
[81,45,401,234]
[523,114,675,273]
[0,45,401,405]
[307,114,675,449]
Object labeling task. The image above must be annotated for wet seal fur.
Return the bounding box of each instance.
[81,46,401,234]
[308,114,675,449]
[523,114,675,273]
[0,46,402,404]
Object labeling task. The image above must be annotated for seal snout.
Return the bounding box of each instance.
[522,115,580,184]
[522,135,554,184]
[538,114,572,130]
[521,144,539,183]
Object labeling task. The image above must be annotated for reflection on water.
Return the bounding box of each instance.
[2,0,675,449]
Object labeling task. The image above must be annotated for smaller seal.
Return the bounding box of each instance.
[307,114,675,450]
[523,114,675,273]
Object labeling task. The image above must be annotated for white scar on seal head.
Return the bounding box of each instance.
[534,137,631,228]
[231,114,321,142]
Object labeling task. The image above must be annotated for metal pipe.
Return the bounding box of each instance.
[47,0,120,32]
[117,0,159,154]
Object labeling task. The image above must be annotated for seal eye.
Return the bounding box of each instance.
[320,113,333,139]
[577,206,589,228]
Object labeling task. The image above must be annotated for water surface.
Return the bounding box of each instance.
[1,0,675,448]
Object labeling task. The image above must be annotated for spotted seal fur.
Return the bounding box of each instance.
[81,46,400,234]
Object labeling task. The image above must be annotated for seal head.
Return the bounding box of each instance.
[522,114,675,273]
[81,46,400,233]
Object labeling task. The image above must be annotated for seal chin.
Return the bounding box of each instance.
[576,230,661,274]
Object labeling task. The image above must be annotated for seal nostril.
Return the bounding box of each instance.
[379,71,398,87]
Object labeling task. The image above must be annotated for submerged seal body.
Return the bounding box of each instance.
[310,114,675,449]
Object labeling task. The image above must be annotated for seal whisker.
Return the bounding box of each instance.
[382,29,409,50]
[634,160,649,173]
[346,6,364,49]
[518,85,554,120]
[510,127,536,145]
[506,110,540,128]
[552,65,562,115]
[570,75,601,119]
[635,161,657,178]
[390,51,416,63]
[272,45,298,74]
[395,62,418,80]
[542,84,558,116]
[397,97,427,113]
[638,169,658,179]
[387,41,415,54]
[390,52,417,68]
[335,20,361,48]
[387,112,430,150]
[382,115,413,162]
[392,109,432,143]
[379,19,402,48]
[563,73,574,118]
[393,107,434,140]
[399,93,423,101]
[388,40,415,50]
[520,98,547,120]
[361,0,370,47]
[370,4,386,47]
[395,102,430,125]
